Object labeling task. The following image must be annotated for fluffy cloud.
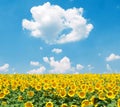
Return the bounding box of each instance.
[106,64,112,72]
[72,64,84,74]
[87,64,94,71]
[22,2,93,44]
[106,53,120,61]
[40,47,43,50]
[43,56,71,73]
[43,56,84,73]
[73,72,79,74]
[30,61,40,66]
[43,57,49,63]
[27,66,46,74]
[0,64,9,72]
[52,48,62,54]
[76,64,84,70]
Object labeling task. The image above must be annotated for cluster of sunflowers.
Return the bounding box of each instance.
[0,74,120,107]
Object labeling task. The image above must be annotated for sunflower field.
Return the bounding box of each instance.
[0,74,120,107]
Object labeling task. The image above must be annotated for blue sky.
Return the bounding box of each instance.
[0,0,120,74]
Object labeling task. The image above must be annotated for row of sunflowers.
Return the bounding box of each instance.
[0,74,120,107]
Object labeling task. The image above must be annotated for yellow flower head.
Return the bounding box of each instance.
[81,84,87,90]
[51,82,58,89]
[70,84,77,91]
[95,83,101,90]
[20,86,25,92]
[77,91,86,99]
[117,99,120,107]
[3,88,10,95]
[0,92,5,99]
[81,100,90,107]
[1,101,7,105]
[90,96,96,105]
[43,84,50,90]
[98,92,106,100]
[46,101,53,107]
[35,85,41,91]
[27,91,34,97]
[24,101,34,107]
[60,83,66,89]
[59,89,66,98]
[18,95,23,101]
[68,89,75,97]
[106,91,115,99]
[61,103,67,107]
[88,86,94,93]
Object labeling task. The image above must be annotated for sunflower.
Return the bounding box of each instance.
[81,84,87,91]
[43,84,50,90]
[35,84,41,91]
[45,101,53,107]
[24,101,34,107]
[1,101,7,105]
[18,95,23,101]
[11,85,17,91]
[70,84,77,91]
[81,100,90,107]
[90,96,98,105]
[51,82,58,89]
[77,91,86,99]
[0,92,5,99]
[3,88,10,95]
[59,89,66,98]
[98,92,106,100]
[68,89,75,97]
[88,86,94,93]
[117,99,120,107]
[106,91,115,99]
[60,83,66,89]
[27,91,34,97]
[20,86,25,92]
[61,103,68,107]
[95,83,101,90]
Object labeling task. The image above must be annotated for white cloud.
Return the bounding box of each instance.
[22,2,93,44]
[106,53,120,61]
[71,64,84,74]
[43,56,71,73]
[76,64,84,70]
[87,64,94,71]
[0,64,9,72]
[27,66,46,74]
[40,46,43,50]
[43,57,49,63]
[43,56,84,73]
[106,64,112,72]
[52,48,62,54]
[73,71,79,74]
[30,61,40,66]
[12,68,15,72]
[14,72,17,74]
